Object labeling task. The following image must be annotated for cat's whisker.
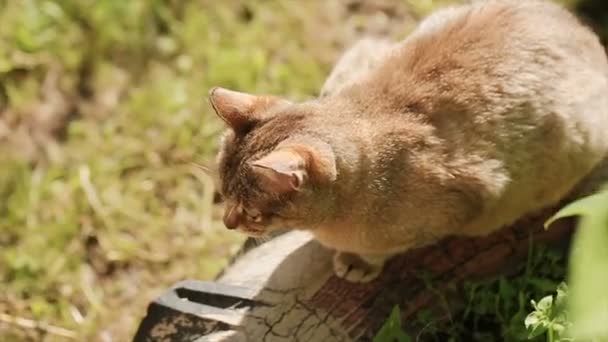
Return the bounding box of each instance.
[190,161,213,174]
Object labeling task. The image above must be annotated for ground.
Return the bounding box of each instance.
[0,0,598,341]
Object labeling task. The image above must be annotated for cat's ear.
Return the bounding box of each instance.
[208,87,289,132]
[250,145,337,194]
[208,87,256,130]
[250,149,306,194]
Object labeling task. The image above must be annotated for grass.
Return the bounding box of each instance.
[0,0,602,341]
[0,0,338,340]
[373,241,569,342]
[412,244,567,341]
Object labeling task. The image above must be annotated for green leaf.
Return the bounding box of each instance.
[553,282,569,311]
[545,191,608,228]
[374,306,412,342]
[550,190,608,339]
[525,311,548,339]
[499,276,516,300]
[524,311,540,328]
[536,295,554,313]
[568,214,608,339]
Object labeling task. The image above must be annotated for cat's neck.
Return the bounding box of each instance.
[288,98,386,220]
[295,93,439,223]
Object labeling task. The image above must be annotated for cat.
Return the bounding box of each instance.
[209,0,608,283]
[319,37,394,98]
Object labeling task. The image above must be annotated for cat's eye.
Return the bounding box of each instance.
[244,208,262,222]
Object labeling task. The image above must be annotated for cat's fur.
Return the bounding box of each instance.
[209,0,608,282]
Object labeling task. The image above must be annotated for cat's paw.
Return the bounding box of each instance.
[332,252,384,283]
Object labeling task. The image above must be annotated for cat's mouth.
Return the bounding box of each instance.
[239,225,266,237]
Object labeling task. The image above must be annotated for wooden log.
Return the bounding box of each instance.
[213,210,574,341]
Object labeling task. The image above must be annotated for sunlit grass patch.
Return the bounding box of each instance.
[0,0,337,339]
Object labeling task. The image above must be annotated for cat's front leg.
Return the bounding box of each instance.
[332,251,393,283]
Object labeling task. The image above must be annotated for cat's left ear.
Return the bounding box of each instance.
[250,145,337,195]
[208,87,289,133]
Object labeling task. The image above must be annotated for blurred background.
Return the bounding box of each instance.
[0,0,605,341]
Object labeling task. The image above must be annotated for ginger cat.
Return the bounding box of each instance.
[209,0,608,283]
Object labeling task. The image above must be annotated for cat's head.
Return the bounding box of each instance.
[208,87,337,237]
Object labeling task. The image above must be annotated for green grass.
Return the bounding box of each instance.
[373,243,568,342]
[0,0,602,341]
[0,0,336,340]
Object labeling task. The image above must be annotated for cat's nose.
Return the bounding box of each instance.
[223,208,240,230]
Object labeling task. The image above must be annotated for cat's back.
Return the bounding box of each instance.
[365,0,608,108]
[356,0,608,156]
[342,0,608,235]
[405,0,604,63]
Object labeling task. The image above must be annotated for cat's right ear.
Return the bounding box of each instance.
[250,149,306,194]
[250,144,337,195]
[208,87,289,133]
